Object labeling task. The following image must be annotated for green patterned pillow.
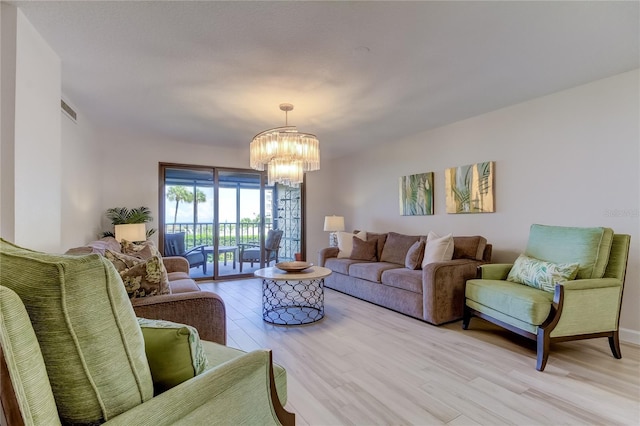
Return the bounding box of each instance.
[137,318,209,394]
[507,254,580,292]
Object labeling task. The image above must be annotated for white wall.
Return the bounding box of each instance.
[96,127,250,240]
[60,102,103,249]
[311,70,640,341]
[1,5,61,252]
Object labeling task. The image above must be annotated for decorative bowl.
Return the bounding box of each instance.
[275,261,314,272]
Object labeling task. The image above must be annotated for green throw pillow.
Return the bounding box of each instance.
[507,254,580,293]
[137,318,209,394]
[0,238,153,424]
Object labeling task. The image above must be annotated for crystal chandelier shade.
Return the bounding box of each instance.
[250,104,320,186]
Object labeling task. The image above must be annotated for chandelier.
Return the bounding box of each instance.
[250,103,320,186]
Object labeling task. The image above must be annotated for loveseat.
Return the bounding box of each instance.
[65,237,226,344]
[319,231,492,325]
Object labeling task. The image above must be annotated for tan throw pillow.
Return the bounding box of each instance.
[350,237,377,261]
[421,231,454,267]
[405,240,425,270]
[337,231,366,258]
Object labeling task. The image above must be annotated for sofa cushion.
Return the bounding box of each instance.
[422,231,454,267]
[507,254,580,293]
[336,231,366,258]
[381,268,423,293]
[169,278,201,293]
[452,236,488,260]
[350,236,378,261]
[349,262,402,283]
[137,318,208,394]
[0,238,154,424]
[365,232,388,261]
[325,258,362,275]
[380,232,421,265]
[466,279,554,325]
[525,224,614,279]
[405,240,425,270]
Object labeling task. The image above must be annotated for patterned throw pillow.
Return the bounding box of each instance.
[121,239,161,260]
[507,254,580,293]
[137,318,208,394]
[105,250,170,298]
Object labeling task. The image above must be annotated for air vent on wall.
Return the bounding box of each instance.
[61,99,77,122]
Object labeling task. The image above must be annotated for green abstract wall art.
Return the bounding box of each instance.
[445,161,495,213]
[399,172,434,216]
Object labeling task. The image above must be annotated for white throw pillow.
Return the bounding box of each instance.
[337,231,366,258]
[421,231,454,267]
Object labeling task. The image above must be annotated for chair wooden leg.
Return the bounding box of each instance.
[609,331,622,359]
[536,330,550,371]
[462,304,472,330]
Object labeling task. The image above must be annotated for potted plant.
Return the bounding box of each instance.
[101,206,157,239]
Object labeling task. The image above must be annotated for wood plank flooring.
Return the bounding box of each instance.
[199,279,640,426]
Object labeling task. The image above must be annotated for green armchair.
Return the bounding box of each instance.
[463,224,630,371]
[0,238,294,425]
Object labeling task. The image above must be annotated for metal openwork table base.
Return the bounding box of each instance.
[255,266,332,326]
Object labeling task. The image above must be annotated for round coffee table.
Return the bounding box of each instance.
[254,266,331,325]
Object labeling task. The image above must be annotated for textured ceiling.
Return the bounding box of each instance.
[10,1,639,159]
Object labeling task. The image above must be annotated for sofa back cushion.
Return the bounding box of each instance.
[0,238,154,424]
[380,232,422,265]
[452,236,488,261]
[525,224,614,279]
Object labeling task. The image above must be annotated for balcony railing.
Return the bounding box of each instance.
[165,221,272,250]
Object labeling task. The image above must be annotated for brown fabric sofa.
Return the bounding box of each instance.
[65,237,226,344]
[319,232,492,325]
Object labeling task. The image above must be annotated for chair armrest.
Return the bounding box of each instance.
[162,256,189,274]
[318,247,339,266]
[131,291,226,345]
[422,259,484,324]
[184,245,206,256]
[560,278,622,291]
[477,263,513,280]
[105,350,294,426]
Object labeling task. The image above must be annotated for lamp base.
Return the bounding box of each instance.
[329,232,339,248]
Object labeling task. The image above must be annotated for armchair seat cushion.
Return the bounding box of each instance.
[466,279,554,326]
[169,278,201,293]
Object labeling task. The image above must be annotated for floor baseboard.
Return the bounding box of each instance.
[620,327,640,346]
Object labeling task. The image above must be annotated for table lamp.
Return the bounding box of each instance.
[323,215,345,247]
[114,223,147,242]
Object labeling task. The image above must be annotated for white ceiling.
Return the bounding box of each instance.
[11,1,639,160]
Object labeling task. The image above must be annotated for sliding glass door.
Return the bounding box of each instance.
[160,163,305,281]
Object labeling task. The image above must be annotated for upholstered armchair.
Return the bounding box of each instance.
[239,229,283,272]
[163,232,207,273]
[463,224,630,371]
[0,238,294,425]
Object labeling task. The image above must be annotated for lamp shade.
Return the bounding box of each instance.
[323,216,345,232]
[114,223,147,242]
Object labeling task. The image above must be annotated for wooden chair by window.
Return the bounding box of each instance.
[239,229,283,273]
[164,232,207,273]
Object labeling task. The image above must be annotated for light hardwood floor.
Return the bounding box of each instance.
[199,279,640,426]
